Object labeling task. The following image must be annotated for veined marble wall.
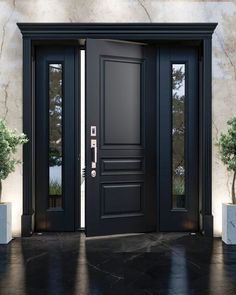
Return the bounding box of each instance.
[0,0,235,236]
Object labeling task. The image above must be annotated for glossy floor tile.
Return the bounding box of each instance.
[0,233,236,294]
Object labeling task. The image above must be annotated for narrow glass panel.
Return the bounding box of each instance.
[48,63,63,208]
[172,64,186,209]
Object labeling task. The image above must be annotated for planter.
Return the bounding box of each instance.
[0,202,12,244]
[222,203,236,245]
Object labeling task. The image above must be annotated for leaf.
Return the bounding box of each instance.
[0,119,28,180]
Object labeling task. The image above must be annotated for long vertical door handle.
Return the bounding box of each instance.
[91,139,97,168]
[91,146,97,163]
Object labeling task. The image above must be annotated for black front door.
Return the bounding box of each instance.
[35,46,77,231]
[159,46,199,231]
[85,39,157,236]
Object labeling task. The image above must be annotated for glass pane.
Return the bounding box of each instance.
[172,64,186,209]
[48,63,63,208]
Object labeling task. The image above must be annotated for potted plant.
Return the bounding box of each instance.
[218,117,236,244]
[0,120,28,244]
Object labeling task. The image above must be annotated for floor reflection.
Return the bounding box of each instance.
[0,241,26,294]
[0,233,236,295]
[168,248,189,294]
[75,235,89,294]
[209,241,236,294]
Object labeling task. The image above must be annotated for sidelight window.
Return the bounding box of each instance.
[172,63,186,209]
[48,63,63,209]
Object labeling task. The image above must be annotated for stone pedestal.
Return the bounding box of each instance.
[0,203,12,244]
[222,203,236,245]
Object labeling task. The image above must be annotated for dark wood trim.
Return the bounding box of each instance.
[156,46,160,233]
[201,38,213,236]
[17,23,217,39]
[22,36,34,236]
[17,23,217,237]
[74,48,81,231]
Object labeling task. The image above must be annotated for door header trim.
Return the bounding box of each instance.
[17,23,217,39]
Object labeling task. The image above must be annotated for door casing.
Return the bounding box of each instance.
[17,23,217,237]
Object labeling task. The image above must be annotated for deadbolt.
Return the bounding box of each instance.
[91,170,96,178]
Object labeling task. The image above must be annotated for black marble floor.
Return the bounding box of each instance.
[0,233,236,295]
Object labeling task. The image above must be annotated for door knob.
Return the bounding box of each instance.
[91,170,96,178]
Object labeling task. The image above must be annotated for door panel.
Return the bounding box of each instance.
[35,46,76,231]
[86,39,156,236]
[159,46,199,231]
[102,59,141,145]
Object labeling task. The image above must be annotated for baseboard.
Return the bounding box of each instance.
[21,214,34,237]
[202,214,213,237]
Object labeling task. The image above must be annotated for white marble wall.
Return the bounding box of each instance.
[0,0,235,236]
[0,203,12,244]
[222,203,236,244]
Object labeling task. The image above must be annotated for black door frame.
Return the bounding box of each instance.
[17,23,217,237]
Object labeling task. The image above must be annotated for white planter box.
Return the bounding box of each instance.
[0,203,12,244]
[222,203,236,245]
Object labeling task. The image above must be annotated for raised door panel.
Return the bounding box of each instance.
[101,57,143,147]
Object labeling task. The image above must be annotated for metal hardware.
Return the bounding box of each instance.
[91,139,97,168]
[91,170,96,178]
[91,126,96,136]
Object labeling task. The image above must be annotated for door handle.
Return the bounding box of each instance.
[91,146,97,163]
[91,139,97,169]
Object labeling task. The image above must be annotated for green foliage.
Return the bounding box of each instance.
[218,117,236,172]
[172,65,185,197]
[49,148,62,166]
[172,66,185,92]
[0,120,28,181]
[49,180,62,195]
[173,177,185,195]
[218,117,236,204]
[49,64,62,168]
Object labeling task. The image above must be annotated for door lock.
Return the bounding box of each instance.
[91,170,96,178]
[91,126,96,137]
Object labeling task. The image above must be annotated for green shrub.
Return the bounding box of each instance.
[0,119,28,202]
[49,180,62,195]
[173,177,185,195]
[217,117,236,204]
